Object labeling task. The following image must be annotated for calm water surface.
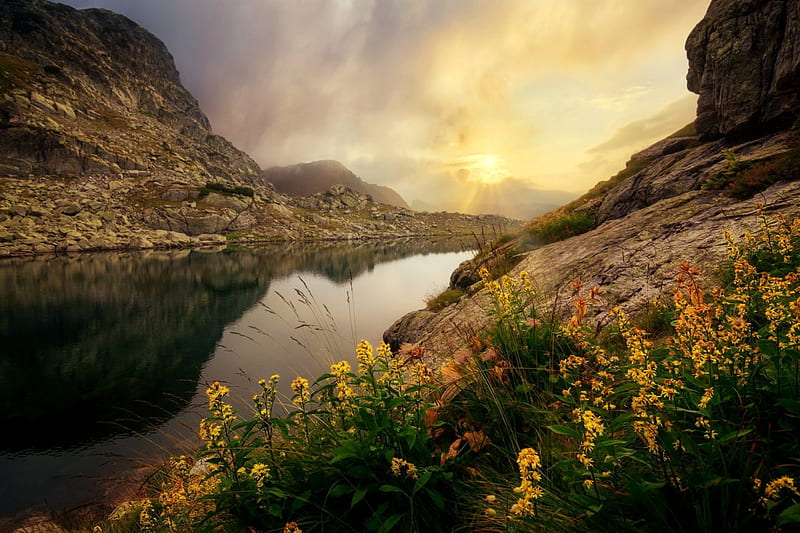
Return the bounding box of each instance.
[0,239,474,517]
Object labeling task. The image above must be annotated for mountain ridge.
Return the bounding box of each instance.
[0,0,519,257]
[262,159,410,209]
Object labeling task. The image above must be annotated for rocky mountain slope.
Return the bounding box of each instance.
[262,159,410,209]
[0,0,518,257]
[0,0,260,182]
[385,0,800,358]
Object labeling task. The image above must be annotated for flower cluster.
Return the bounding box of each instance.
[137,456,220,532]
[330,360,355,414]
[250,462,271,489]
[291,376,310,406]
[511,447,544,516]
[356,339,376,375]
[390,457,419,479]
[479,267,536,334]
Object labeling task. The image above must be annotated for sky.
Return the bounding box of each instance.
[63,0,710,217]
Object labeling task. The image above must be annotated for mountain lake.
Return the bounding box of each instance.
[0,238,475,517]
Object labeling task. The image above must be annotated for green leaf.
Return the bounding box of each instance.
[428,489,446,510]
[351,486,368,508]
[594,439,628,449]
[717,428,753,444]
[778,503,800,526]
[548,424,581,440]
[328,484,352,498]
[777,398,800,416]
[379,484,405,494]
[384,397,407,410]
[412,471,433,495]
[331,440,361,463]
[267,487,287,499]
[381,514,403,532]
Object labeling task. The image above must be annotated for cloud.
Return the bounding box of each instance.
[588,95,697,154]
[61,0,709,214]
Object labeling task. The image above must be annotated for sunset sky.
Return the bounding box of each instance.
[64,0,710,216]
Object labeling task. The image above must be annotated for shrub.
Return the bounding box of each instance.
[136,341,474,532]
[703,145,800,198]
[472,213,800,532]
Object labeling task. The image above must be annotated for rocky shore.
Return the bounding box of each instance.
[0,174,518,257]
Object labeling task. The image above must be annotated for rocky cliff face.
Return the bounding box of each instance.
[263,160,411,209]
[0,0,261,182]
[687,0,800,140]
[0,0,516,257]
[386,0,800,361]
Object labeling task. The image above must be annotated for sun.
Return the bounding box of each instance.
[456,153,511,184]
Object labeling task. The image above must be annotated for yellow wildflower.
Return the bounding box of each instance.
[291,376,310,406]
[251,463,271,489]
[698,387,714,409]
[356,339,376,375]
[512,447,544,517]
[390,457,419,479]
[764,476,800,501]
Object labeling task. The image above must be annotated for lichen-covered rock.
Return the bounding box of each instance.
[686,0,800,140]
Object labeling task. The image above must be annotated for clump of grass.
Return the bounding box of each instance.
[199,182,255,198]
[524,211,595,245]
[426,288,465,311]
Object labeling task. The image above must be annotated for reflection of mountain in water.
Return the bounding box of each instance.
[0,250,272,451]
[264,237,474,283]
[0,238,472,451]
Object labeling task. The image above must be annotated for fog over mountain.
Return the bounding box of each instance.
[60,0,706,217]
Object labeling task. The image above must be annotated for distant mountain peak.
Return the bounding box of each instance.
[262,160,410,209]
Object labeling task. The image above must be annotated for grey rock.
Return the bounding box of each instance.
[27,205,46,217]
[391,181,800,365]
[596,130,796,224]
[162,188,191,202]
[383,309,439,352]
[202,192,250,212]
[686,0,800,139]
[0,0,261,184]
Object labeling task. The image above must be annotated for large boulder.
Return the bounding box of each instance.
[686,0,800,140]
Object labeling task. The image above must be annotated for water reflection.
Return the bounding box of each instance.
[0,238,472,455]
